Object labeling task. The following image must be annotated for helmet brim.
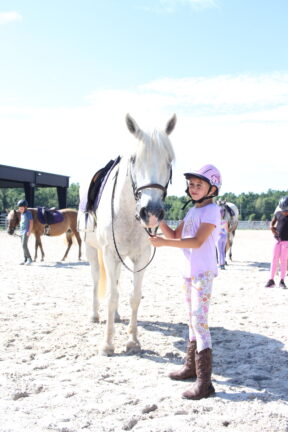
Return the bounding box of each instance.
[184,172,210,184]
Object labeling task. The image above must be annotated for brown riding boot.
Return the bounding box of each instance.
[168,340,197,380]
[182,348,215,399]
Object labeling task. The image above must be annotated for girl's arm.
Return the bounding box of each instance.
[270,215,277,235]
[150,222,215,249]
[159,220,184,239]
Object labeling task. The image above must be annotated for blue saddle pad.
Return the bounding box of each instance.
[37,207,64,225]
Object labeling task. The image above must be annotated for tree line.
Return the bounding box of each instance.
[0,184,287,221]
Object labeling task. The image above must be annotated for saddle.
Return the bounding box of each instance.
[37,207,64,225]
[77,157,121,233]
[85,156,121,212]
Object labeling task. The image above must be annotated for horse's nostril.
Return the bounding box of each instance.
[139,207,148,221]
[158,209,164,221]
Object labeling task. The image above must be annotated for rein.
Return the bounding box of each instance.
[111,168,157,273]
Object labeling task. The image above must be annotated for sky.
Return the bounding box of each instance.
[1,0,288,197]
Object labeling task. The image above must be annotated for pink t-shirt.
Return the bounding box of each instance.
[181,203,221,278]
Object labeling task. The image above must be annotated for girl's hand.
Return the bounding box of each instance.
[149,235,165,247]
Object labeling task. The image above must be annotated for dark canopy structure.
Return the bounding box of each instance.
[0,164,69,208]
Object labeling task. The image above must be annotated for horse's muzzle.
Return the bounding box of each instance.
[139,205,165,229]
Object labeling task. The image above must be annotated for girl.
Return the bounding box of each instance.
[150,164,221,400]
[265,196,288,289]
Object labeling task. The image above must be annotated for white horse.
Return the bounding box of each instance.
[78,114,176,355]
[217,200,239,261]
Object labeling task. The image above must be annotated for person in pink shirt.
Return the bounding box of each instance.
[265,196,288,289]
[150,164,221,400]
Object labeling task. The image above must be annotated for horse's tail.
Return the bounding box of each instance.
[98,249,106,299]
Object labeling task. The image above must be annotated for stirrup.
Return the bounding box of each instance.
[44,224,50,235]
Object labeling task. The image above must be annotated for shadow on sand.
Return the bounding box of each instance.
[114,319,288,402]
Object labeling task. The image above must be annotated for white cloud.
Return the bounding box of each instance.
[140,73,288,114]
[0,11,22,24]
[1,72,288,195]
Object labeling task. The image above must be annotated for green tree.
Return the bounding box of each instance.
[67,183,80,208]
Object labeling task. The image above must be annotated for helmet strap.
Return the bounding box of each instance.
[182,185,217,209]
[192,185,218,204]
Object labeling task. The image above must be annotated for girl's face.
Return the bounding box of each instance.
[18,206,26,214]
[187,177,210,200]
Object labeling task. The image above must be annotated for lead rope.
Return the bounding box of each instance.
[111,169,156,273]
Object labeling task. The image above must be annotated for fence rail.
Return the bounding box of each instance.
[0,216,270,231]
[167,220,270,230]
[237,220,270,230]
[0,213,8,230]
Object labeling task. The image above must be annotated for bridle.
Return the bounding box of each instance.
[7,210,20,235]
[111,158,172,273]
[130,156,172,203]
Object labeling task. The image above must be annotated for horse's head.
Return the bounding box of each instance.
[7,209,20,235]
[126,114,176,230]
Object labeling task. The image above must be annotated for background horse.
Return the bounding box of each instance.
[217,200,239,261]
[7,208,82,261]
[78,113,176,356]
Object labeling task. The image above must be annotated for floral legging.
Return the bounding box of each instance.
[184,272,214,352]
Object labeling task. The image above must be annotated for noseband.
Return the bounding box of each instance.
[8,210,19,234]
[130,158,172,202]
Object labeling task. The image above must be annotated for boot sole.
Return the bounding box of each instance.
[182,385,215,400]
[169,374,197,381]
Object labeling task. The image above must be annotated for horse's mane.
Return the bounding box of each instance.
[131,128,175,167]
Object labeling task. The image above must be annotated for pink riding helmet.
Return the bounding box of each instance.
[184,164,222,194]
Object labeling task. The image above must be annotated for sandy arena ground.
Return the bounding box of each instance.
[0,229,288,432]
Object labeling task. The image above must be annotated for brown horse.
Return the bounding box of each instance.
[7,208,82,261]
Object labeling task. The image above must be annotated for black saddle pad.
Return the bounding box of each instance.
[86,156,121,211]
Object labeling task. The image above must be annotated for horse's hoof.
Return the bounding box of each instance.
[115,311,121,323]
[91,315,100,323]
[99,343,115,356]
[126,340,141,354]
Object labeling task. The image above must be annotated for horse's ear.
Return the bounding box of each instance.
[126,114,139,135]
[165,114,177,135]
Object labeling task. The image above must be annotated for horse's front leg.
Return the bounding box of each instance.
[85,243,100,323]
[126,270,145,354]
[100,254,121,356]
[229,232,235,261]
